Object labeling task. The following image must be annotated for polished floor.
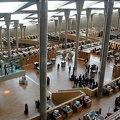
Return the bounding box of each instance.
[0,47,119,120]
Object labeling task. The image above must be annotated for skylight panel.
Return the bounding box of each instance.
[0,2,27,13]
[70,11,77,16]
[54,12,64,16]
[90,2,104,8]
[28,14,37,18]
[11,14,31,20]
[19,19,31,24]
[22,4,37,11]
[59,2,76,9]
[0,21,5,26]
[48,1,69,10]
[81,11,86,15]
[114,3,120,8]
[83,1,99,9]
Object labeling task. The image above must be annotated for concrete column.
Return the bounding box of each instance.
[58,16,63,42]
[23,26,26,38]
[19,24,23,39]
[100,0,108,61]
[91,14,94,28]
[37,2,41,36]
[85,9,91,43]
[64,9,70,48]
[68,18,72,31]
[4,14,11,59]
[38,0,48,119]
[97,0,114,97]
[74,0,84,69]
[0,27,2,52]
[14,20,19,52]
[117,9,120,31]
[54,20,58,36]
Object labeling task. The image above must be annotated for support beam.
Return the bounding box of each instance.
[74,0,84,69]
[54,20,58,36]
[19,24,23,39]
[38,0,48,119]
[14,20,19,52]
[97,0,114,98]
[85,9,91,43]
[64,9,70,49]
[4,14,11,59]
[58,16,63,43]
[23,26,26,38]
[0,27,2,52]
[117,9,120,31]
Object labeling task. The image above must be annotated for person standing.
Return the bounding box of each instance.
[57,63,60,70]
[4,64,8,75]
[69,66,71,73]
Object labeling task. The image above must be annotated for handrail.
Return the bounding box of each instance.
[105,110,120,120]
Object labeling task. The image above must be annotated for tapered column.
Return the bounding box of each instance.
[37,2,41,36]
[68,18,72,31]
[39,0,48,119]
[54,20,58,36]
[0,27,2,52]
[97,0,114,97]
[74,0,84,69]
[100,0,108,61]
[58,16,63,42]
[19,24,23,39]
[64,9,70,48]
[23,26,26,38]
[117,9,120,31]
[14,20,19,52]
[91,14,94,28]
[4,14,11,59]
[85,9,91,42]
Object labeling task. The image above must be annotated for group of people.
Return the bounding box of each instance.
[73,72,98,90]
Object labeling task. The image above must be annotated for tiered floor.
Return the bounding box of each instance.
[0,47,119,120]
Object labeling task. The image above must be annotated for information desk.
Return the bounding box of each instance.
[61,106,73,118]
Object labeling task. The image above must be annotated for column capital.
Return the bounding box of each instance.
[23,25,26,30]
[14,20,19,28]
[86,8,91,20]
[76,0,84,15]
[54,20,58,26]
[64,9,70,20]
[4,13,11,27]
[19,24,23,30]
[58,16,63,25]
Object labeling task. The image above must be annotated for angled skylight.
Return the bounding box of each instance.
[70,11,77,16]
[0,21,5,26]
[19,19,31,24]
[48,1,69,10]
[59,2,76,9]
[54,12,64,16]
[48,12,58,18]
[11,14,31,20]
[83,1,99,9]
[114,3,120,8]
[0,2,27,13]
[0,17,4,20]
[90,2,104,8]
[28,14,37,18]
[23,1,69,11]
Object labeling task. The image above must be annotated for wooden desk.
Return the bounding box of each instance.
[61,106,73,118]
[75,105,82,113]
[114,86,119,92]
[108,89,113,96]
[67,110,73,118]
[54,114,62,120]
[86,100,92,107]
